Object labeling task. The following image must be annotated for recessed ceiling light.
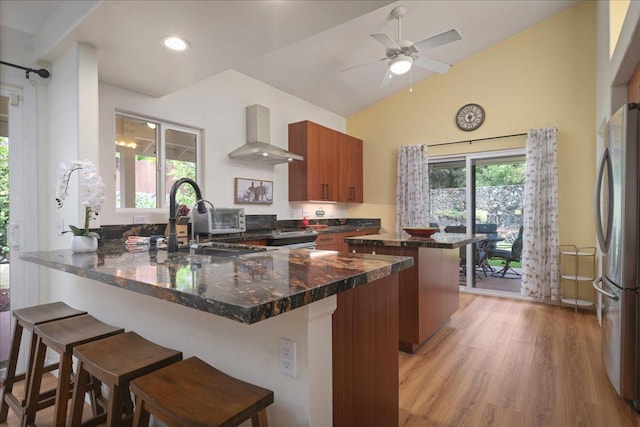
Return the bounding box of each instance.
[162,36,190,51]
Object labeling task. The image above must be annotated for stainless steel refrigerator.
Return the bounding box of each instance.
[594,103,640,408]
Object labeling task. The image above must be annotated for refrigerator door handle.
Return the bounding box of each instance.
[595,147,613,253]
[593,277,619,300]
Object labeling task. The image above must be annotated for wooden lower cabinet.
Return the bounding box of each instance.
[241,239,267,246]
[349,244,459,354]
[315,229,379,252]
[333,273,399,426]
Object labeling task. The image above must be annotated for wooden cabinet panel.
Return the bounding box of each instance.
[289,121,338,201]
[242,240,267,246]
[315,233,342,249]
[628,61,640,103]
[289,121,363,203]
[333,273,399,426]
[338,135,363,203]
[348,243,459,353]
[315,229,379,252]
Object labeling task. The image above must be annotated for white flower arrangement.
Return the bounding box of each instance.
[55,159,105,238]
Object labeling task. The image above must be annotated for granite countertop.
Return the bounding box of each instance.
[211,223,381,243]
[20,243,412,325]
[345,232,487,249]
[314,224,380,234]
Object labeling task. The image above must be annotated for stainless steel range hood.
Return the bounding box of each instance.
[228,105,303,165]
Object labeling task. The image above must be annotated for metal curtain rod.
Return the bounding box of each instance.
[0,60,50,79]
[428,132,527,148]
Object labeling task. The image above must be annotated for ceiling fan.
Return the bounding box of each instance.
[343,5,462,88]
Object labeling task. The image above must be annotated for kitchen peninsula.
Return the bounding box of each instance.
[21,243,412,426]
[347,232,485,353]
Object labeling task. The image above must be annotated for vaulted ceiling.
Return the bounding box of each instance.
[0,0,579,116]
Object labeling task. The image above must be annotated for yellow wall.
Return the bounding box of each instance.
[347,1,596,248]
[610,0,631,58]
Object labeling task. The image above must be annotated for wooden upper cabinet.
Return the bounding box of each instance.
[338,134,363,203]
[289,121,363,203]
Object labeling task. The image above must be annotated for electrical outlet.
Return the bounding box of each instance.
[56,220,65,236]
[279,338,297,377]
[133,215,147,224]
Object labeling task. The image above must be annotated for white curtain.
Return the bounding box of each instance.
[521,127,559,299]
[396,145,429,234]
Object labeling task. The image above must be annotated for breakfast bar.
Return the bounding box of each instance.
[347,231,485,353]
[21,244,412,426]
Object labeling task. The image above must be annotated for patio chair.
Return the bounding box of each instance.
[490,225,523,279]
[475,223,498,276]
[445,225,489,279]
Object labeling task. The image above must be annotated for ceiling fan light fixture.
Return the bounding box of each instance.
[389,55,413,75]
[162,36,190,51]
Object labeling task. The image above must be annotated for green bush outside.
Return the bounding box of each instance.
[0,137,8,258]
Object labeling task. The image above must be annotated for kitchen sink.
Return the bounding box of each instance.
[198,246,269,257]
[174,242,271,257]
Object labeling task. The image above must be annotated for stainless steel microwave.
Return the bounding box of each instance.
[193,208,246,235]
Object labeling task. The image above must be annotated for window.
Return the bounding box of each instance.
[115,113,201,209]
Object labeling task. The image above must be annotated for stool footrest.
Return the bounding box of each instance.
[10,362,59,384]
[81,412,107,427]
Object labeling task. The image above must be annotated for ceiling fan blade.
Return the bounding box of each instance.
[379,67,393,89]
[341,57,388,73]
[414,56,452,74]
[370,33,399,50]
[414,29,462,51]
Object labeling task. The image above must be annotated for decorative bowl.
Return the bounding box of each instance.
[402,227,439,238]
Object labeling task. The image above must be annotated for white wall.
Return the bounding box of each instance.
[47,267,336,426]
[99,71,350,226]
[42,49,347,425]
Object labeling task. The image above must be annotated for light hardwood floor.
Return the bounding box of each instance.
[400,293,640,426]
[1,373,92,427]
[3,294,640,426]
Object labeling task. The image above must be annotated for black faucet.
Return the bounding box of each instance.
[168,178,206,252]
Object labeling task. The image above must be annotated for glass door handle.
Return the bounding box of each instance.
[7,222,19,250]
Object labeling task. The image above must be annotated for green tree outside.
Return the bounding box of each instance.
[0,137,8,258]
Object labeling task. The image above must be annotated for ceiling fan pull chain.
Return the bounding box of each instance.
[409,68,413,93]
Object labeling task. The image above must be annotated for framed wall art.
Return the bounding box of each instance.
[234,178,273,205]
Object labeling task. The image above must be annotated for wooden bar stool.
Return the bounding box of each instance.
[23,314,124,427]
[130,357,274,427]
[0,301,87,424]
[68,331,183,427]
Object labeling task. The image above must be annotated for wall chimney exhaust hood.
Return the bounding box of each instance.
[228,105,303,165]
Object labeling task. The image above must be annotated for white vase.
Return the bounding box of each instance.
[71,236,98,253]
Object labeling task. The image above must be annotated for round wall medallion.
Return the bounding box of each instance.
[455,104,485,131]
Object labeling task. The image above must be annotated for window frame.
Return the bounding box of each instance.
[115,111,202,210]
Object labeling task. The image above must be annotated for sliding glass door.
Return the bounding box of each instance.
[429,150,525,293]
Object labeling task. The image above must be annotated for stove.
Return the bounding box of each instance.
[266,229,318,248]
